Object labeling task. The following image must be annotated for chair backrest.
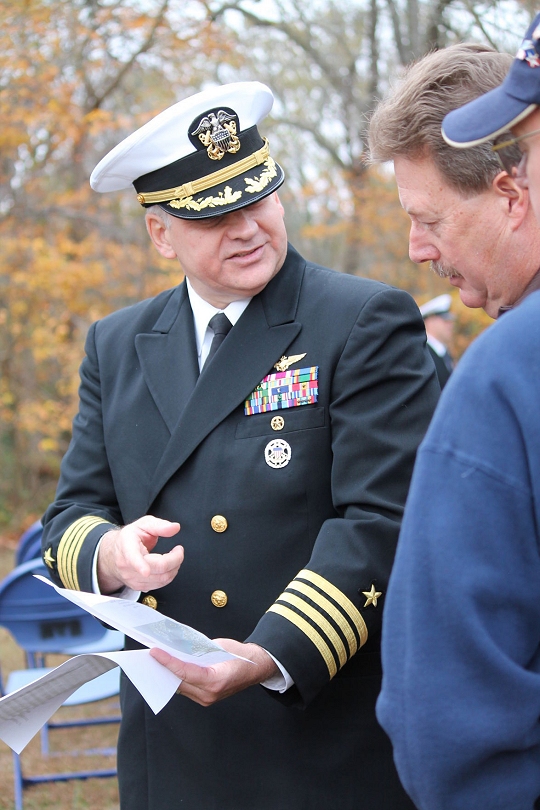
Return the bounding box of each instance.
[0,559,109,654]
[15,521,43,566]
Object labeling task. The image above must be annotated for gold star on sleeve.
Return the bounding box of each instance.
[43,547,55,568]
[362,584,382,608]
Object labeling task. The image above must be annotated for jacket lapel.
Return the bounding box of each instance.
[145,246,305,508]
[135,284,199,434]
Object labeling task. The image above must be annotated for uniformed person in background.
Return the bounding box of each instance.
[41,81,439,810]
[419,294,455,388]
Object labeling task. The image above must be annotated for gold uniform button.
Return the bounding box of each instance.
[271,415,284,431]
[211,515,228,533]
[211,590,228,608]
[141,594,158,610]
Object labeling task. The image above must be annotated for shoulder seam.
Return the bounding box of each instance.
[420,443,531,496]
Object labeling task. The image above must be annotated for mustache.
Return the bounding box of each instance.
[431,260,462,279]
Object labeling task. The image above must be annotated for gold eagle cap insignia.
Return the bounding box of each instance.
[274,353,307,372]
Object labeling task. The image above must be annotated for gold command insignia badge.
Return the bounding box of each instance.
[191,110,241,160]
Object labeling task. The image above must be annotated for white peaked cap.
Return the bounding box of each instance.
[419,294,452,319]
[90,82,275,192]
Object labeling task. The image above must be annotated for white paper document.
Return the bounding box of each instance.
[35,576,243,665]
[0,577,247,754]
[0,649,178,754]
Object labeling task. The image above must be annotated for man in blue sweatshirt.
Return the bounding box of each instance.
[375,15,540,810]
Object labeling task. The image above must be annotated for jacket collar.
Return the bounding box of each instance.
[140,244,306,509]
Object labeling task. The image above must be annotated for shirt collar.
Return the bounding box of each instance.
[426,333,447,357]
[186,278,251,357]
[498,265,540,317]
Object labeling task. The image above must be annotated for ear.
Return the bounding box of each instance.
[145,211,178,259]
[273,192,285,217]
[492,170,530,230]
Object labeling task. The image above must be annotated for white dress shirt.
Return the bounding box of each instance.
[425,333,447,357]
[186,279,251,370]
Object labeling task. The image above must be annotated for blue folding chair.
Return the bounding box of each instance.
[0,559,124,809]
[0,558,124,667]
[2,663,120,810]
[15,520,44,566]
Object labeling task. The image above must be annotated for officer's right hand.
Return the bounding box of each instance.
[97,515,183,594]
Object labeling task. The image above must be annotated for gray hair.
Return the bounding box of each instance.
[368,44,514,196]
[145,204,173,227]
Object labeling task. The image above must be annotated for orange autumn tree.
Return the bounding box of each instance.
[0,0,502,532]
[206,0,495,359]
[0,0,233,528]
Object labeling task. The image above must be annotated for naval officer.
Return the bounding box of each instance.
[419,294,455,388]
[42,80,439,810]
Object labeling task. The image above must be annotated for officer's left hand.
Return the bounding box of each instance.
[149,639,279,706]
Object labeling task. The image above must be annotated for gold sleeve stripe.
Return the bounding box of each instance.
[297,569,368,647]
[267,603,337,678]
[288,580,358,658]
[278,592,348,669]
[57,516,110,591]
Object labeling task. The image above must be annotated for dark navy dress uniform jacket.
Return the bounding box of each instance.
[42,245,439,810]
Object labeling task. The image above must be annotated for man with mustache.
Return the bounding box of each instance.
[368,28,540,810]
[41,81,438,809]
[369,43,540,317]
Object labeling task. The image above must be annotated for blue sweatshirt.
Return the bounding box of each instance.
[378,290,540,810]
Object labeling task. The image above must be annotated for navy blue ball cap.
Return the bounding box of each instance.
[442,13,540,148]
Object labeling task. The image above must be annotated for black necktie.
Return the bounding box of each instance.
[205,313,232,367]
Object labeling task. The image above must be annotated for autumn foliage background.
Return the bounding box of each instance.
[0,0,519,531]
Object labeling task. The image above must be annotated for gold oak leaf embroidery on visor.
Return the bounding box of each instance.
[168,157,278,211]
[244,157,278,194]
[169,186,242,211]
